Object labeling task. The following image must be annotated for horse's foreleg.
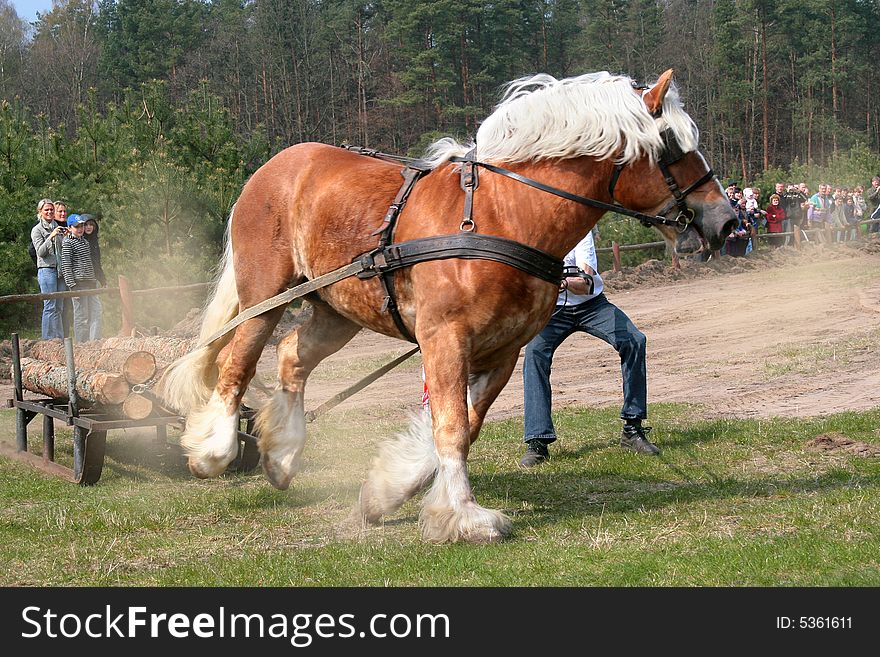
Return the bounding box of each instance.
[418,346,512,544]
[256,301,361,490]
[184,308,285,479]
[356,355,519,529]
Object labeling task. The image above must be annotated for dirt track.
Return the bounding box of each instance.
[254,241,880,423]
[4,242,880,425]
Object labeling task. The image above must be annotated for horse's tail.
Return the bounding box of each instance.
[158,214,240,414]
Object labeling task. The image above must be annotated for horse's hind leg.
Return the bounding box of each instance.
[257,301,361,490]
[184,307,286,478]
[465,356,519,444]
[357,410,439,525]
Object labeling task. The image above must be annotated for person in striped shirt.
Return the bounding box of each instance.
[61,214,102,342]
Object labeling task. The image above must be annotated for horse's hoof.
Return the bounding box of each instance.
[420,503,512,544]
[187,456,222,479]
[356,481,387,525]
[262,458,294,490]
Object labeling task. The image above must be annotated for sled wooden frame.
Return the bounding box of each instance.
[3,333,419,485]
[2,333,260,485]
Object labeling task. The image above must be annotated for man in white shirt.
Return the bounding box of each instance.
[520,230,658,467]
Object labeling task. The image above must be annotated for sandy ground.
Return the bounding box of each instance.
[4,242,880,427]
[253,241,880,423]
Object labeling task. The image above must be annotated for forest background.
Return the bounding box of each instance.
[1,0,880,334]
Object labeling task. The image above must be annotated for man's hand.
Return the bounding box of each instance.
[560,275,592,295]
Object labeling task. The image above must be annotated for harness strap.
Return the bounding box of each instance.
[304,346,421,423]
[459,148,479,231]
[343,147,433,343]
[379,269,415,343]
[198,232,564,350]
[653,168,716,220]
[198,261,365,348]
[357,233,563,285]
[342,144,433,171]
[367,164,428,343]
[371,166,428,246]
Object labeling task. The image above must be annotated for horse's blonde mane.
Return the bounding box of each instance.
[423,71,699,168]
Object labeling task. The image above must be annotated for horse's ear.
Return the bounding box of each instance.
[643,69,674,117]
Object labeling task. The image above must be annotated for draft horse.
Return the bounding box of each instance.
[160,69,736,544]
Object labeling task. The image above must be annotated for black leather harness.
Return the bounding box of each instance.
[344,129,714,342]
[346,146,564,342]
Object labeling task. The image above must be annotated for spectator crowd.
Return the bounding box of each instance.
[720,176,880,257]
[30,199,106,342]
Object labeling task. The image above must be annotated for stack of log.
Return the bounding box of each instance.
[15,337,194,419]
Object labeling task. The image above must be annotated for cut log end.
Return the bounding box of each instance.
[102,375,131,405]
[122,392,154,420]
[123,351,157,385]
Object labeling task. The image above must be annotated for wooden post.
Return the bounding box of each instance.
[612,241,621,273]
[42,413,55,463]
[12,333,27,452]
[11,333,22,403]
[118,274,135,337]
[64,338,79,420]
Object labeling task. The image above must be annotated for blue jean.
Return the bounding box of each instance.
[522,293,647,444]
[37,268,67,339]
[70,281,103,342]
[870,206,880,233]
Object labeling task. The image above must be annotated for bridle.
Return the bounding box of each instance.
[611,84,717,231]
[608,127,716,231]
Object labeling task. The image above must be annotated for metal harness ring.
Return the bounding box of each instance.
[675,208,695,231]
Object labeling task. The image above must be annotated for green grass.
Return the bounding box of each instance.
[308,349,424,382]
[1,404,879,586]
[762,328,880,378]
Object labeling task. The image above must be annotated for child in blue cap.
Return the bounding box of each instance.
[61,214,102,342]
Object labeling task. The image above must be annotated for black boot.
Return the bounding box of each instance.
[520,439,550,467]
[620,420,660,455]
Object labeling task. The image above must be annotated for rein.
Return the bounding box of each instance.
[467,126,716,233]
[460,157,703,231]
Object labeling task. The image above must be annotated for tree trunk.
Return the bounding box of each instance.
[830,5,838,154]
[29,340,157,383]
[760,11,769,171]
[19,358,130,405]
[100,336,194,367]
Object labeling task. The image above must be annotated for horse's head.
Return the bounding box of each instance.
[609,69,737,253]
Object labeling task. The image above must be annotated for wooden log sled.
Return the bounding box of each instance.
[14,336,198,420]
[18,357,130,405]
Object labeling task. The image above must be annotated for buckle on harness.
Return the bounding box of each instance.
[356,249,382,279]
